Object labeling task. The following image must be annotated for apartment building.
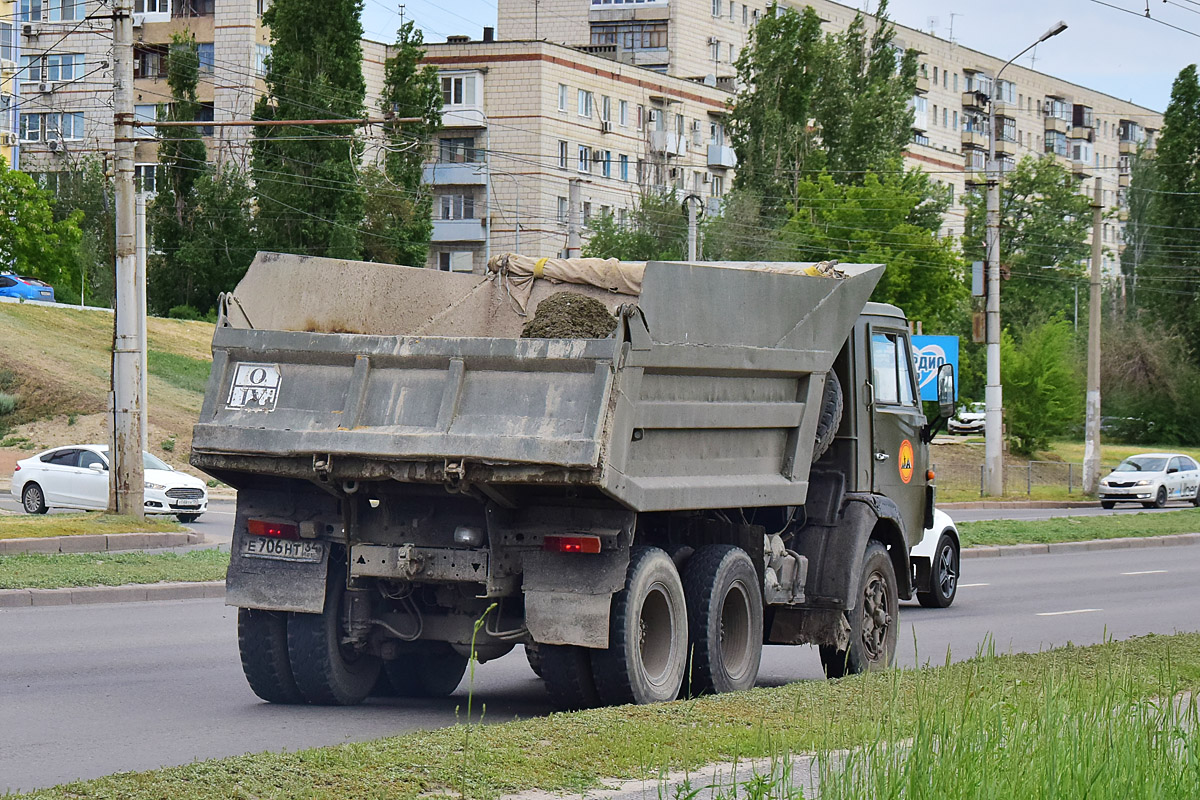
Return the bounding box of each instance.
[14,0,268,185]
[418,35,735,273]
[1,1,18,167]
[499,0,1163,271]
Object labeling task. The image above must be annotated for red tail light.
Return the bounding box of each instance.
[247,519,299,540]
[13,464,19,471]
[543,534,602,554]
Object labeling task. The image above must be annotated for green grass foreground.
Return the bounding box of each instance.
[0,550,228,589]
[958,507,1200,546]
[10,633,1200,799]
[0,513,184,540]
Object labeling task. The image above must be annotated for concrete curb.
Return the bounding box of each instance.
[942,500,1098,510]
[0,580,225,608]
[962,532,1200,559]
[0,531,204,554]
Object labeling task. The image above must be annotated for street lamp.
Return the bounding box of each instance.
[984,20,1068,496]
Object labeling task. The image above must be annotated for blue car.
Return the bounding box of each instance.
[0,273,55,302]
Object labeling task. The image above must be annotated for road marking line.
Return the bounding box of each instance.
[958,583,989,588]
[1036,608,1102,617]
[1122,570,1167,576]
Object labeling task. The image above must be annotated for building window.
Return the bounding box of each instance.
[953,73,958,92]
[442,74,478,107]
[558,140,568,169]
[22,0,87,21]
[439,194,475,220]
[637,104,645,130]
[439,137,477,163]
[619,99,628,127]
[20,110,84,141]
[558,84,567,112]
[710,39,720,62]
[743,4,748,24]
[582,201,592,223]
[134,103,158,138]
[712,0,720,16]
[134,0,170,12]
[577,89,593,118]
[134,164,159,194]
[438,251,474,273]
[254,43,270,76]
[952,110,958,130]
[0,23,15,65]
[557,196,568,224]
[995,80,1016,104]
[912,132,929,146]
[619,153,629,181]
[601,95,611,123]
[712,174,724,197]
[932,66,938,84]
[601,150,612,178]
[997,116,1016,142]
[577,144,591,173]
[197,43,214,74]
[942,107,948,127]
[728,0,734,19]
[1045,130,1068,157]
[932,104,938,125]
[22,53,85,83]
[590,22,668,50]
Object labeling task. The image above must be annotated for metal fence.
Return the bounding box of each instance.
[931,460,1118,497]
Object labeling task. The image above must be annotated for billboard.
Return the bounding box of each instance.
[911,335,959,402]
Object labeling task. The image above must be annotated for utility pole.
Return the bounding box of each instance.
[685,194,700,261]
[109,0,145,517]
[983,20,1068,497]
[1083,176,1103,495]
[567,178,581,258]
[136,193,148,453]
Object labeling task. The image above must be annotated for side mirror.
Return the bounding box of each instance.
[1168,467,1179,474]
[936,363,956,419]
[88,462,106,472]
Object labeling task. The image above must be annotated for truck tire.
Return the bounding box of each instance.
[540,644,601,710]
[525,642,545,678]
[591,547,688,706]
[382,642,468,697]
[916,533,958,609]
[286,566,381,705]
[812,371,843,463]
[819,541,898,678]
[237,607,305,704]
[681,545,763,696]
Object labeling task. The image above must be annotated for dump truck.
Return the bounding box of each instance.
[191,252,955,708]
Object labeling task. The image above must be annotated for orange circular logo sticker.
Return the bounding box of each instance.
[898,439,914,484]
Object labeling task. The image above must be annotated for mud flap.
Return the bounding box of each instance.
[522,548,629,648]
[226,528,331,613]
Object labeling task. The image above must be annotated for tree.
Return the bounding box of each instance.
[1000,318,1082,455]
[962,156,1092,325]
[583,191,687,260]
[728,0,917,207]
[148,33,257,315]
[361,20,442,266]
[1122,147,1159,314]
[46,157,114,306]
[777,169,967,332]
[0,156,83,290]
[253,0,366,259]
[1137,64,1200,344]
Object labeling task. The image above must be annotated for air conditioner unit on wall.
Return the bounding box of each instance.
[47,136,61,152]
[600,120,612,134]
[38,82,51,93]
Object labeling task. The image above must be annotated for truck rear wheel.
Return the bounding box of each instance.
[286,566,381,705]
[382,642,468,697]
[592,547,688,705]
[681,545,763,696]
[819,541,898,678]
[540,644,601,710]
[237,608,305,704]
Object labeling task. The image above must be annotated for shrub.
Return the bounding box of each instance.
[0,392,19,416]
[161,438,176,452]
[1001,319,1082,455]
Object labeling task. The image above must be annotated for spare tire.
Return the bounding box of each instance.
[812,370,843,463]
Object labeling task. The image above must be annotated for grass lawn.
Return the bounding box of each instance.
[1046,439,1200,466]
[0,513,184,540]
[959,507,1200,546]
[11,633,1200,800]
[0,549,228,589]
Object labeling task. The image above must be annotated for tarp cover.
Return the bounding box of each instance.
[487,253,845,313]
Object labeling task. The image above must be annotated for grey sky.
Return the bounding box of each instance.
[360,0,1200,112]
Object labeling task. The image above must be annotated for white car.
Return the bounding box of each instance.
[1098,452,1200,509]
[911,508,960,608]
[10,445,208,522]
[947,402,985,435]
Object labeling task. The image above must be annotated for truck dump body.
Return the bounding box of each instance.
[192,253,883,512]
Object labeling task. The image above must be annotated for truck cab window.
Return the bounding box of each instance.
[871,332,917,407]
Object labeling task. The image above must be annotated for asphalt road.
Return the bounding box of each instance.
[3,544,1199,793]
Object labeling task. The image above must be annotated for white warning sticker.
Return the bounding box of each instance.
[227,363,281,411]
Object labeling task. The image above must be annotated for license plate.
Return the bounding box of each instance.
[175,501,201,508]
[242,536,325,563]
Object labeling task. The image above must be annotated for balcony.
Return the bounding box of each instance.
[707,144,737,169]
[432,218,487,243]
[961,130,988,149]
[442,106,487,128]
[915,74,930,94]
[1045,116,1069,134]
[648,129,685,156]
[422,162,488,185]
[1119,173,1131,188]
[1069,126,1094,141]
[964,168,988,187]
[1071,161,1092,178]
[961,91,988,112]
[995,138,1018,157]
[1119,140,1138,155]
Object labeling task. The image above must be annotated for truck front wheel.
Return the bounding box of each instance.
[681,545,763,696]
[382,642,468,697]
[819,541,898,678]
[286,567,381,705]
[592,547,688,705]
[237,607,305,704]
